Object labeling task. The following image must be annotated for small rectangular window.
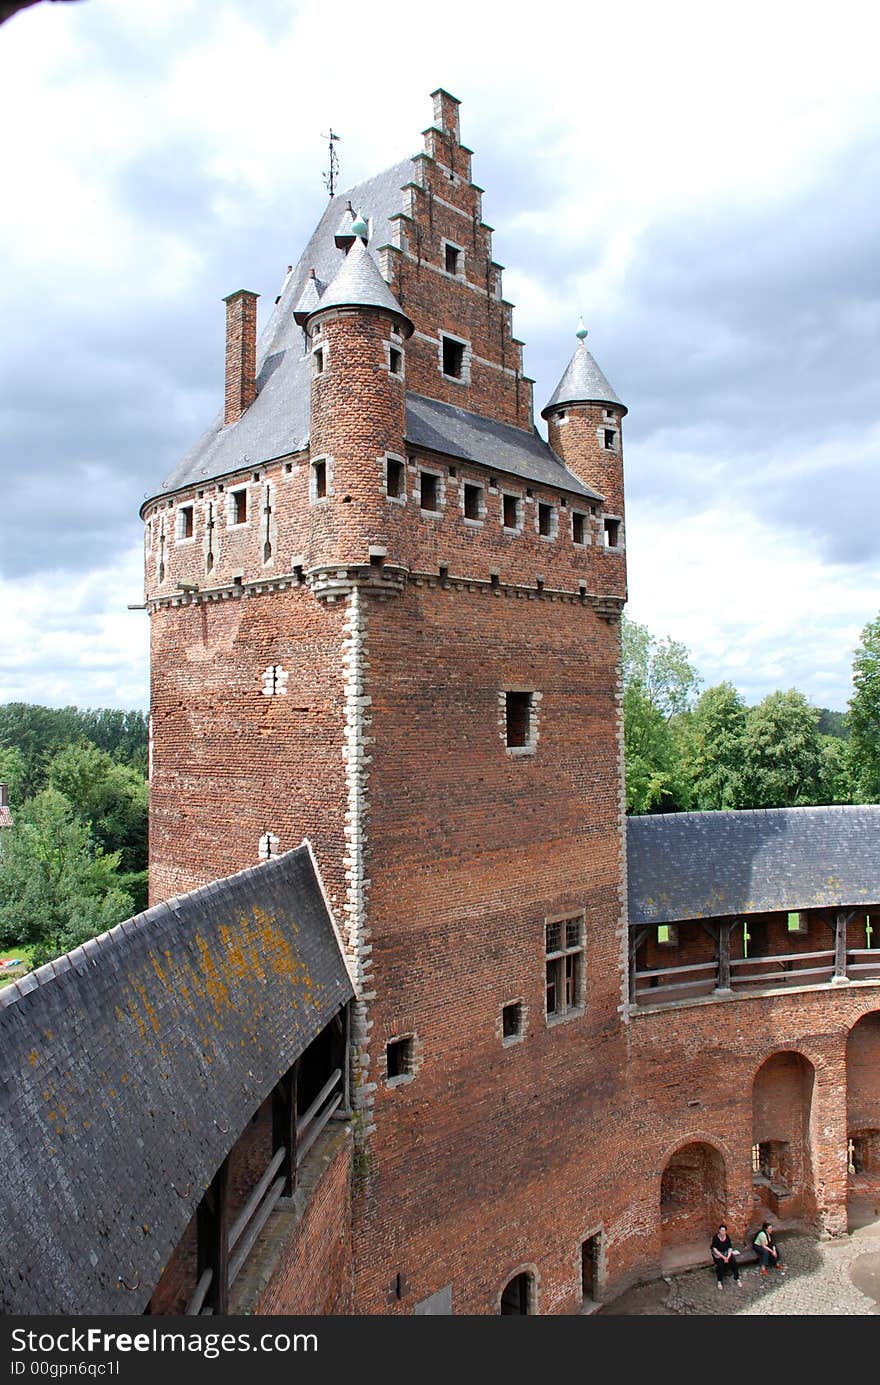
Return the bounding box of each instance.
[502,494,520,529]
[386,1036,414,1081]
[389,346,402,375]
[441,336,465,378]
[505,691,532,748]
[177,505,194,540]
[312,459,327,500]
[386,457,404,499]
[603,428,615,449]
[538,502,554,537]
[463,482,482,520]
[604,517,620,548]
[231,489,247,524]
[572,512,586,545]
[787,911,807,934]
[314,346,325,374]
[545,915,585,1020]
[444,243,460,275]
[502,1002,523,1041]
[420,472,440,512]
[656,924,678,945]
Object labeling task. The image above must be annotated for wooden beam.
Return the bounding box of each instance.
[715,920,732,993]
[196,1156,229,1314]
[833,909,850,982]
[629,928,648,1004]
[272,1060,298,1196]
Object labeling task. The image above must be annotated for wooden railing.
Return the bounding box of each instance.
[185,1066,345,1314]
[847,948,880,979]
[632,932,880,1008]
[633,959,716,1006]
[730,949,835,989]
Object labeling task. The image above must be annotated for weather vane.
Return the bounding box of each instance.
[322,129,340,198]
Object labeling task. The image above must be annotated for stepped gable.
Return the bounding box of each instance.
[627,805,880,924]
[0,846,353,1315]
[149,116,593,506]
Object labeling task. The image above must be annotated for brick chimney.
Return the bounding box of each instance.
[222,289,259,425]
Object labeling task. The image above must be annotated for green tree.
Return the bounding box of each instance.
[737,690,825,808]
[622,618,700,814]
[0,703,81,799]
[0,789,134,965]
[46,741,148,873]
[683,682,747,810]
[0,745,26,807]
[622,618,702,721]
[847,613,880,802]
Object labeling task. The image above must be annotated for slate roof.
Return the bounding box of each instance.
[149,159,594,506]
[406,393,601,499]
[541,339,627,418]
[307,235,412,331]
[626,805,880,925]
[0,845,353,1315]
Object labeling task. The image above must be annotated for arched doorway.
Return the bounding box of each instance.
[499,1270,534,1315]
[660,1141,726,1269]
[751,1051,816,1227]
[846,1012,880,1230]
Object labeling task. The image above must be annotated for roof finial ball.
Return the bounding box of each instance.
[351,211,369,241]
[576,317,588,341]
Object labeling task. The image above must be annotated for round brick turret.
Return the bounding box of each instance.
[305,238,413,572]
[543,331,628,597]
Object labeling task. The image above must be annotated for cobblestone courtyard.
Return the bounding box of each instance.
[600,1214,880,1315]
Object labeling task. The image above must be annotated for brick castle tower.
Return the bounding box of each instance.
[142,90,633,1312]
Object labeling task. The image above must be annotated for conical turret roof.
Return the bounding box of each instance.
[292,269,325,326]
[305,236,413,336]
[541,336,626,418]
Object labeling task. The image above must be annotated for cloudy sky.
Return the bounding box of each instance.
[1,0,878,713]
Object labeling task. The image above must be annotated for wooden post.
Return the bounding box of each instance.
[196,1156,229,1314]
[272,1060,298,1195]
[629,929,648,1006]
[341,1004,352,1115]
[715,920,732,993]
[833,909,851,983]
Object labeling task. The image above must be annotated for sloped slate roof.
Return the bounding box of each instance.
[406,393,601,499]
[0,845,353,1315]
[627,805,880,925]
[150,159,593,506]
[541,339,626,417]
[307,235,412,329]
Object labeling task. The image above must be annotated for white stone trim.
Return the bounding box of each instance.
[499,687,541,757]
[309,453,334,504]
[438,330,472,385]
[383,339,405,378]
[535,499,559,541]
[460,477,486,526]
[380,451,407,504]
[417,464,446,516]
[441,237,465,278]
[226,485,250,528]
[341,588,375,1132]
